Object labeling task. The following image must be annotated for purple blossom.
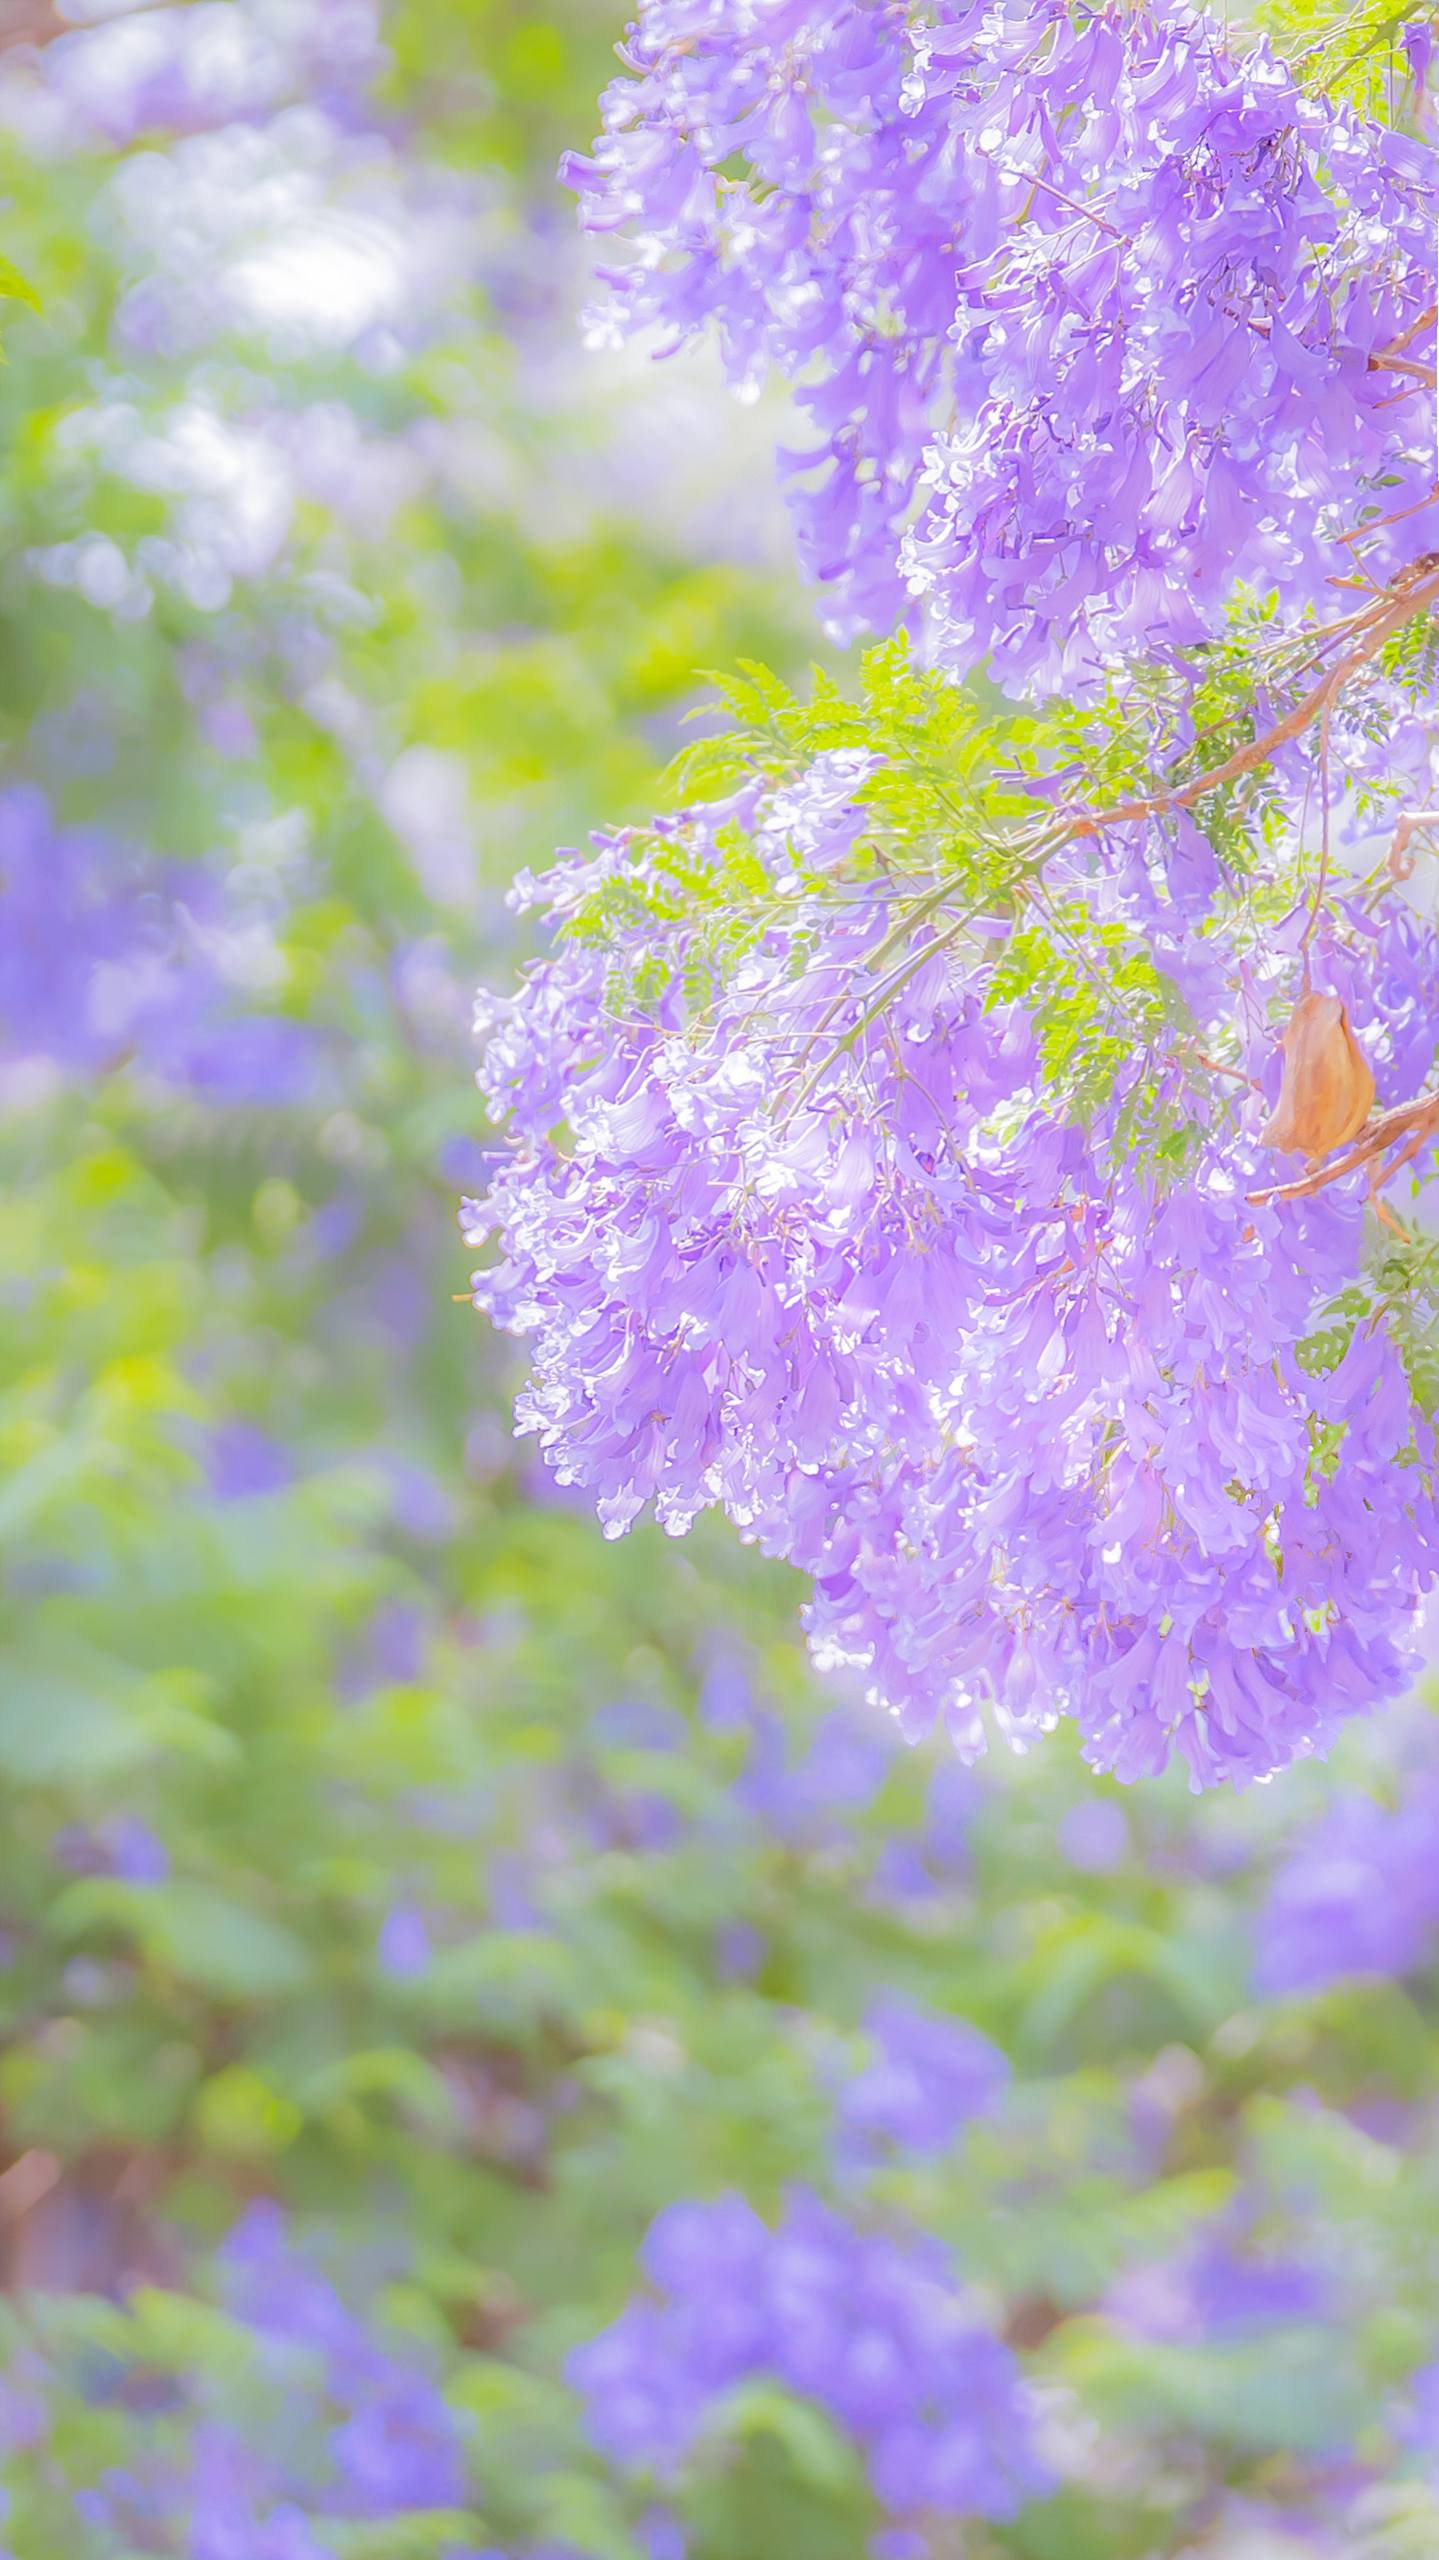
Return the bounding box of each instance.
[566,1,1437,680]
[11,1,382,155]
[1255,1778,1439,1992]
[377,1905,432,1980]
[471,764,1439,1789]
[56,2210,472,2552]
[220,2207,469,2516]
[1058,1800,1131,1876]
[0,785,158,1077]
[714,1921,765,1982]
[204,1423,297,1504]
[570,2191,1046,2524]
[1398,2357,1439,2456]
[0,783,325,1104]
[1403,23,1437,97]
[52,1818,169,1888]
[837,1997,1008,2163]
[1105,2225,1325,2346]
[341,1602,428,1700]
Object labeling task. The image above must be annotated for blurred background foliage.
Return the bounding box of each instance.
[0,3,1437,2556]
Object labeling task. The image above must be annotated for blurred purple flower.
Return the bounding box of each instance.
[1106,2226,1325,2347]
[341,1602,428,1701]
[837,1997,1008,2164]
[1255,1782,1439,1993]
[377,1905,432,1981]
[714,1922,765,1983]
[383,1462,457,1545]
[1058,1799,1131,1876]
[1399,2357,1439,2455]
[219,2206,468,2515]
[205,1422,296,1503]
[0,783,325,1106]
[53,1817,169,1888]
[571,2190,1045,2522]
[1403,22,1436,93]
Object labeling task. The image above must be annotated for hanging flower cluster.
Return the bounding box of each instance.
[470,0,1439,1787]
[469,699,1439,1784]
[565,0,1437,679]
[570,2190,1046,2524]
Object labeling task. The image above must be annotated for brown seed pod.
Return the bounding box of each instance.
[1260,991,1376,1158]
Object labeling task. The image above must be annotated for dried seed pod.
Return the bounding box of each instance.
[1260,990,1376,1158]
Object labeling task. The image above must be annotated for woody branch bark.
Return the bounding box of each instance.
[788,558,1439,1159]
[1071,561,1439,1214]
[0,2,62,50]
[1072,557,1439,1218]
[1079,557,1439,838]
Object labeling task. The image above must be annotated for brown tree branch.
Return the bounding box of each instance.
[1071,561,1439,840]
[0,1,63,51]
[1338,481,1439,549]
[1373,301,1438,363]
[1368,351,1438,386]
[1079,560,1439,1221]
[1247,1094,1439,1210]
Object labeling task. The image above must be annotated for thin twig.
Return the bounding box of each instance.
[1371,385,1431,410]
[1247,1094,1439,1209]
[763,564,1439,1146]
[1367,351,1438,386]
[1372,301,1438,363]
[782,915,977,1122]
[1338,480,1439,548]
[1076,564,1439,836]
[982,148,1127,244]
[1181,1047,1262,1092]
[1298,692,1333,988]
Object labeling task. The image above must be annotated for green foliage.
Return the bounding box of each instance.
[561,610,1439,1170]
[1260,0,1438,117]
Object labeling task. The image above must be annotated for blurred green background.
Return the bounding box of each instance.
[0,4,1435,2555]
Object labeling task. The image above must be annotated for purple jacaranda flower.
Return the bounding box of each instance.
[145,1010,321,1108]
[571,2191,1045,2522]
[1399,2357,1439,2456]
[340,1602,428,1702]
[52,1818,169,1888]
[0,785,156,1075]
[105,1819,170,1888]
[695,1647,759,1734]
[1256,1780,1439,1992]
[869,1838,946,1909]
[204,1422,296,1503]
[382,1462,457,1545]
[873,1763,980,1905]
[218,2208,468,2516]
[377,1905,432,1980]
[57,2209,471,2548]
[1106,2226,1325,2347]
[564,1,1439,680]
[471,760,1439,1790]
[714,1922,765,1982]
[487,1855,545,1934]
[0,2364,50,2458]
[837,1997,1008,2163]
[12,0,381,155]
[220,2204,358,2356]
[306,1197,365,1262]
[0,782,328,1106]
[591,1697,685,1753]
[1059,1800,1131,1876]
[1404,22,1436,94]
